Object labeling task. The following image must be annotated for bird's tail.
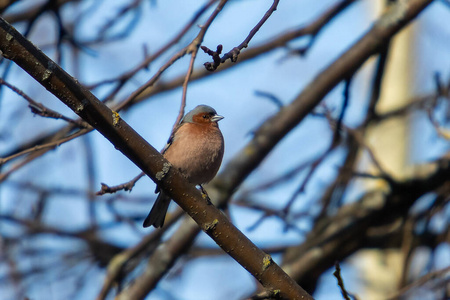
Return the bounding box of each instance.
[143,192,171,228]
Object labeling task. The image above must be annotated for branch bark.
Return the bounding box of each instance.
[0,0,436,298]
[98,0,437,296]
[113,0,437,297]
[0,17,312,300]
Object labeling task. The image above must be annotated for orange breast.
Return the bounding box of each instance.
[163,123,224,184]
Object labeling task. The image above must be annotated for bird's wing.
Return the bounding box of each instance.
[161,122,183,155]
[155,123,182,193]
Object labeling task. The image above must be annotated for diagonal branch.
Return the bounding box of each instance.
[0,17,312,300]
[202,0,280,71]
[0,0,435,297]
[1,0,357,174]
[97,0,436,296]
[108,0,437,297]
[212,0,434,199]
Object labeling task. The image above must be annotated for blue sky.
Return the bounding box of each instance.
[1,1,449,299]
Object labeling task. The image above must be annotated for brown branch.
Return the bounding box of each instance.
[0,0,23,14]
[282,77,353,216]
[97,0,229,196]
[216,0,435,209]
[254,90,284,108]
[365,43,391,123]
[123,1,438,297]
[0,129,89,180]
[114,1,229,114]
[202,0,280,71]
[1,0,357,175]
[283,144,336,215]
[96,172,145,195]
[2,0,77,23]
[333,262,356,300]
[96,0,143,39]
[173,0,229,132]
[95,218,176,300]
[114,217,202,300]
[386,266,450,300]
[278,159,449,296]
[0,16,312,300]
[106,1,436,296]
[233,199,311,234]
[0,0,438,297]
[0,78,88,127]
[87,0,217,97]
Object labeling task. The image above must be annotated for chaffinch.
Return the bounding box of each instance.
[143,105,225,228]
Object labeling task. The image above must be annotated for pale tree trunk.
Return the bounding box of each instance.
[354,1,416,299]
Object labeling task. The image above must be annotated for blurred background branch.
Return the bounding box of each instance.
[0,0,449,299]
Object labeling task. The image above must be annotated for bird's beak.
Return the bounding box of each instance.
[211,114,224,122]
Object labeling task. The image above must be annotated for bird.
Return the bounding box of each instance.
[143,105,224,228]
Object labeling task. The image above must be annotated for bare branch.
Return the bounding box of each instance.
[0,16,313,300]
[96,172,145,195]
[0,78,88,127]
[333,262,358,300]
[202,0,280,71]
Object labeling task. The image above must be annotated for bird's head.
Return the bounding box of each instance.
[183,105,224,126]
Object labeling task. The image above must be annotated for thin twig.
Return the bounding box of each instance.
[333,261,357,300]
[254,90,284,108]
[386,266,450,300]
[96,172,146,195]
[202,0,280,71]
[365,44,390,123]
[173,0,229,132]
[0,78,88,127]
[2,0,357,173]
[87,0,217,102]
[97,0,230,196]
[0,129,90,179]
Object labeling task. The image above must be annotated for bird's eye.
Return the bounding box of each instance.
[203,115,208,119]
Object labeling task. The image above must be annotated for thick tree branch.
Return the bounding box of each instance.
[0,0,357,172]
[212,0,434,199]
[280,159,450,294]
[97,0,437,295]
[0,17,312,300]
[0,0,437,297]
[132,0,359,104]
